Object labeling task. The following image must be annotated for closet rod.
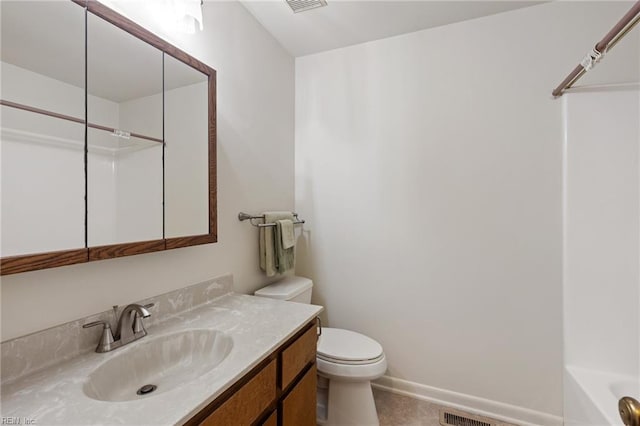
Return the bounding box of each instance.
[0,99,85,124]
[1,99,163,144]
[552,1,640,98]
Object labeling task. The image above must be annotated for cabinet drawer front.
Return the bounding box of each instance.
[202,359,276,426]
[282,364,317,426]
[281,323,317,389]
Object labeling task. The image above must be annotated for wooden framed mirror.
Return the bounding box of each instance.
[0,0,217,275]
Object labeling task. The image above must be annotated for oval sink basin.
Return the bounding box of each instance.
[83,329,232,402]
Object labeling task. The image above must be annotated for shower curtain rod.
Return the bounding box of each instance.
[552,1,640,98]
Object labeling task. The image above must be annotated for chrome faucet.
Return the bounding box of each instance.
[83,303,154,353]
[116,304,152,345]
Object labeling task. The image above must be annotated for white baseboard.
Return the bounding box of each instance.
[372,376,563,426]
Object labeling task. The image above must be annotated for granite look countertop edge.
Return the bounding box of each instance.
[0,293,323,426]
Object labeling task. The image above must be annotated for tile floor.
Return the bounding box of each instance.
[373,388,518,426]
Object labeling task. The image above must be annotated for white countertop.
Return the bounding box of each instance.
[0,294,323,425]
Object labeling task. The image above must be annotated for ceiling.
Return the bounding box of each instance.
[2,1,547,98]
[240,0,545,57]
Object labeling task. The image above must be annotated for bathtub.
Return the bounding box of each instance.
[565,366,640,426]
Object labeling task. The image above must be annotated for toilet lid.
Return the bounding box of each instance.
[317,328,383,362]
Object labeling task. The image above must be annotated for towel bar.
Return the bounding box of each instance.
[238,212,305,228]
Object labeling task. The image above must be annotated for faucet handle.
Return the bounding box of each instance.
[133,304,154,334]
[133,315,147,335]
[83,321,116,353]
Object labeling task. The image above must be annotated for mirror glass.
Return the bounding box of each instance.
[1,107,85,257]
[86,12,164,246]
[0,1,85,257]
[1,1,85,117]
[164,54,209,238]
[0,0,215,272]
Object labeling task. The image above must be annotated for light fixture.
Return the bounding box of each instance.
[165,0,204,34]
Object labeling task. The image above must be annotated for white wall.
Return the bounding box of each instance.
[88,149,118,246]
[1,111,85,256]
[165,81,210,238]
[113,145,164,244]
[295,1,640,420]
[563,86,640,426]
[564,88,640,377]
[1,62,119,256]
[87,93,120,248]
[1,0,294,341]
[0,61,84,119]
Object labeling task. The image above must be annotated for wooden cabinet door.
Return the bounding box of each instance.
[201,360,276,426]
[281,324,317,390]
[281,364,317,426]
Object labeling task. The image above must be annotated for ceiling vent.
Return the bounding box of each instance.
[285,0,327,13]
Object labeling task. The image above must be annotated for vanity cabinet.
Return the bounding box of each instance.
[187,319,318,426]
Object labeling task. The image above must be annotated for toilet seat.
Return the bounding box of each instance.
[317,328,383,363]
[317,352,385,365]
[316,328,387,381]
[316,353,387,381]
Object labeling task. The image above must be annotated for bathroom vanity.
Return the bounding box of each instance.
[187,320,318,425]
[0,275,323,425]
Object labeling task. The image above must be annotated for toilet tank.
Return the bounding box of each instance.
[254,276,313,304]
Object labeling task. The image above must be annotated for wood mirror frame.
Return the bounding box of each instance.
[0,0,217,275]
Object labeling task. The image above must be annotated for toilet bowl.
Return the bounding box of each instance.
[316,327,387,425]
[254,276,386,426]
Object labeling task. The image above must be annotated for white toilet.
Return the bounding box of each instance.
[255,276,387,426]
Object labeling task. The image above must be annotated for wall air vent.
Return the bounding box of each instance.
[285,0,327,13]
[440,408,497,426]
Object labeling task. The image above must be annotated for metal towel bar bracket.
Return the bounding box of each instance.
[238,212,305,228]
